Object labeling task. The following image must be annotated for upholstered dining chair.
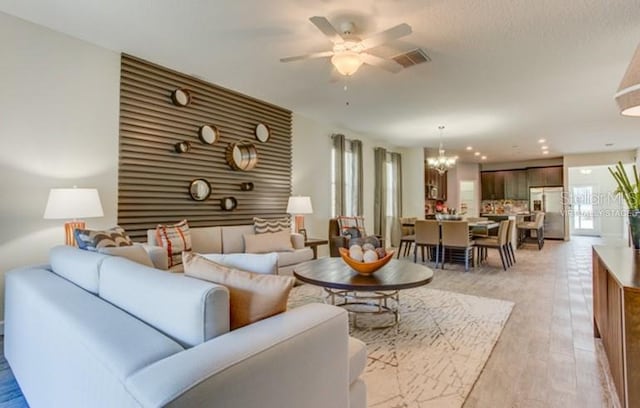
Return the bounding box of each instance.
[397,217,417,258]
[506,219,516,264]
[413,220,440,266]
[475,220,510,270]
[517,212,545,250]
[440,221,475,272]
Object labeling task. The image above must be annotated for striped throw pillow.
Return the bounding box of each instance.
[75,226,133,251]
[253,216,290,234]
[155,220,192,269]
[337,216,366,237]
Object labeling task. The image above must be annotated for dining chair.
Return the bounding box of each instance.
[517,212,545,250]
[397,217,416,258]
[440,221,475,272]
[413,220,440,266]
[506,219,516,264]
[475,220,510,270]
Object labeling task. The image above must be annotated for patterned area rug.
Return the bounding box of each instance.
[289,285,514,408]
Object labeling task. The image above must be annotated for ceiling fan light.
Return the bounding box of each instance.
[615,43,640,116]
[331,51,363,76]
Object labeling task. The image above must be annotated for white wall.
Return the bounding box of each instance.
[446,162,481,216]
[291,114,420,256]
[0,12,120,320]
[399,147,425,219]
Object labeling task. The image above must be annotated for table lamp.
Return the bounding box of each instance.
[44,188,104,246]
[286,196,313,236]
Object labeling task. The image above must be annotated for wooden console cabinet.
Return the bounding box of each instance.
[592,246,640,408]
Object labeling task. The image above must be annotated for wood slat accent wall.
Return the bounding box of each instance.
[118,54,292,240]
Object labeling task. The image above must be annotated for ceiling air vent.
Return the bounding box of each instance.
[392,48,431,68]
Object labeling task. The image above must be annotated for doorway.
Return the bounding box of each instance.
[570,185,597,236]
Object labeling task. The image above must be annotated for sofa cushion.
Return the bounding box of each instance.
[202,252,278,275]
[253,216,290,234]
[74,226,133,251]
[190,226,223,253]
[277,248,313,267]
[50,245,109,294]
[244,230,294,254]
[348,337,367,384]
[98,244,154,267]
[183,252,295,330]
[99,256,230,348]
[156,220,192,269]
[221,225,255,253]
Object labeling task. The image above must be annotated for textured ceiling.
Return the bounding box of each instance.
[2,0,640,162]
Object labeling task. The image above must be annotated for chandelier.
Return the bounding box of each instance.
[427,126,457,175]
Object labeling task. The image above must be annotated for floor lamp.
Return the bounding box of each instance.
[286,196,313,239]
[44,188,104,246]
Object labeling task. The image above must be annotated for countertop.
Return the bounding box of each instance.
[593,245,640,290]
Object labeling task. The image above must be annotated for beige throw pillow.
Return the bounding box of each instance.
[98,245,154,268]
[183,252,295,330]
[244,230,293,253]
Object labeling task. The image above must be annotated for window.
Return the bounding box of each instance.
[331,138,361,217]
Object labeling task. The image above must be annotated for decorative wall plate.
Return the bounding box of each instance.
[254,123,271,143]
[199,124,220,144]
[226,141,258,171]
[220,196,238,211]
[171,88,191,107]
[189,178,212,201]
[240,182,254,191]
[174,141,191,153]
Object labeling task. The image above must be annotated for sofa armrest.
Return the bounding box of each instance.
[126,303,350,408]
[290,233,305,249]
[140,243,168,270]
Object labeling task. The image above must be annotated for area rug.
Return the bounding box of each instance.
[288,285,514,408]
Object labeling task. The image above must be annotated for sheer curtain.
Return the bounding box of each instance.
[332,134,363,217]
[374,149,403,246]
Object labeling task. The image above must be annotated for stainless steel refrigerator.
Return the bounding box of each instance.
[530,187,565,239]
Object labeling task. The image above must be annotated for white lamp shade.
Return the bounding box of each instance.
[44,188,104,220]
[616,43,640,116]
[286,196,313,214]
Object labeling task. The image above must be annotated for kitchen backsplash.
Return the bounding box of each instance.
[481,200,529,214]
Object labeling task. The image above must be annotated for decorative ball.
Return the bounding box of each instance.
[375,247,387,259]
[363,249,379,263]
[349,237,364,247]
[363,235,381,248]
[362,243,375,252]
[349,247,364,262]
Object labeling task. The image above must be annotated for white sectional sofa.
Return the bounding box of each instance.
[146,225,314,275]
[4,245,366,408]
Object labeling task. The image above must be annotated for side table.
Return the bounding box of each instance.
[304,238,328,259]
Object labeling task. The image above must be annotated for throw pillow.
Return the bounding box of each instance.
[183,252,295,330]
[244,230,293,253]
[202,252,279,275]
[155,220,192,269]
[253,216,291,234]
[74,226,133,251]
[98,245,154,268]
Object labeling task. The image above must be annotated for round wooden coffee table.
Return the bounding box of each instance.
[293,257,434,328]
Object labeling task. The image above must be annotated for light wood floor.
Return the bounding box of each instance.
[400,236,617,407]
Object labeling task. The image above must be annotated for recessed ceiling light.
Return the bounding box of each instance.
[542,150,549,155]
[605,143,614,147]
[538,139,546,143]
[481,156,487,160]
[466,146,473,151]
[541,145,549,150]
[474,152,481,156]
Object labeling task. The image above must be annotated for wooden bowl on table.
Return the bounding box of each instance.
[338,247,395,276]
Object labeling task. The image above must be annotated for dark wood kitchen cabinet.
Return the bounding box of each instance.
[527,166,563,187]
[481,171,504,200]
[504,170,528,200]
[424,167,447,200]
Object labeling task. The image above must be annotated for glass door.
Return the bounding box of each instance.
[570,186,597,236]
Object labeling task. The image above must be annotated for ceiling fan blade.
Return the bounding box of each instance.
[280,51,334,63]
[309,16,345,44]
[360,53,403,73]
[359,23,412,50]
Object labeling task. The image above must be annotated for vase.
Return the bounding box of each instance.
[630,211,640,250]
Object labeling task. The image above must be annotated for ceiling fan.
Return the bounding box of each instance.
[280,16,412,76]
